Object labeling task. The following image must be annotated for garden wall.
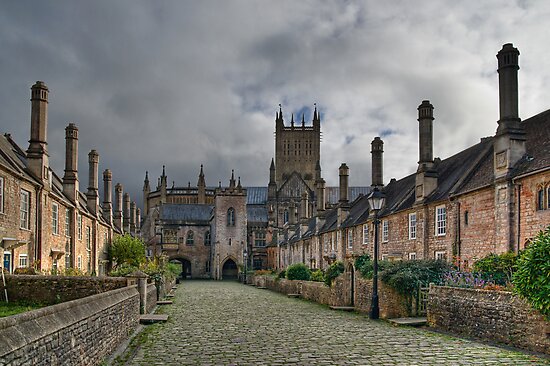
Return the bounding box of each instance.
[0,275,128,304]
[146,283,157,314]
[252,274,411,319]
[0,286,140,365]
[428,285,550,355]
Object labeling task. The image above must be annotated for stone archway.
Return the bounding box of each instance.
[171,258,192,279]
[347,263,355,306]
[222,258,238,280]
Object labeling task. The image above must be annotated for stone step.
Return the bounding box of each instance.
[166,294,175,298]
[157,300,173,305]
[387,317,427,327]
[257,286,267,289]
[287,293,301,298]
[329,306,355,312]
[140,314,169,324]
[171,286,178,290]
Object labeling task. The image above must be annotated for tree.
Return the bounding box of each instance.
[109,234,146,270]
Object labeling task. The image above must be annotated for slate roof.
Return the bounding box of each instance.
[246,187,268,204]
[0,134,39,184]
[511,109,550,177]
[244,186,370,205]
[159,204,213,223]
[247,205,268,223]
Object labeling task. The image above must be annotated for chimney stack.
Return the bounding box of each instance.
[123,193,131,234]
[86,150,99,215]
[136,208,141,235]
[114,183,123,231]
[316,178,326,212]
[130,201,136,235]
[27,81,50,186]
[494,43,525,178]
[415,101,438,202]
[371,137,384,188]
[289,200,297,225]
[63,123,79,202]
[339,163,349,203]
[102,169,113,224]
[301,191,309,221]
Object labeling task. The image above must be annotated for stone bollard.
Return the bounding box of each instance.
[127,270,149,314]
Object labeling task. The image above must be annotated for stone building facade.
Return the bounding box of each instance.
[0,82,136,275]
[273,43,549,272]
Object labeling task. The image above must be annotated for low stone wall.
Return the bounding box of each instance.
[0,275,128,304]
[428,285,550,355]
[252,274,411,318]
[146,283,157,314]
[0,286,140,365]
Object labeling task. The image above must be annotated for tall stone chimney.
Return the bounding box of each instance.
[63,123,79,202]
[130,201,136,235]
[415,101,438,202]
[27,81,50,187]
[136,208,141,235]
[371,137,384,188]
[123,193,131,233]
[300,191,309,221]
[289,200,297,225]
[494,43,525,179]
[315,160,325,213]
[102,169,113,224]
[339,163,349,203]
[86,150,99,215]
[114,183,123,231]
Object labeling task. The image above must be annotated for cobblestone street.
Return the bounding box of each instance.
[124,281,548,365]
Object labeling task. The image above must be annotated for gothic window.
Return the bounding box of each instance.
[204,231,211,246]
[227,208,235,226]
[537,187,544,210]
[547,186,550,209]
[186,231,194,245]
[283,209,289,224]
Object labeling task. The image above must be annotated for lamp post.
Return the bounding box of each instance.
[243,247,248,284]
[367,187,386,320]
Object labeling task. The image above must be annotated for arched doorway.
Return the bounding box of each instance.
[171,258,191,279]
[222,258,238,280]
[347,263,355,306]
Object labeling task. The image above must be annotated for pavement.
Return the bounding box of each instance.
[123,280,549,365]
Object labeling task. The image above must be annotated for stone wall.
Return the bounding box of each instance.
[0,286,140,365]
[253,274,411,319]
[428,285,550,354]
[1,275,128,304]
[146,283,157,314]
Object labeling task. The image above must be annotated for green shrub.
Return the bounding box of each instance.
[109,263,139,277]
[108,234,146,270]
[324,261,344,286]
[310,269,325,282]
[355,256,393,279]
[286,263,311,281]
[277,269,286,279]
[380,260,452,296]
[513,226,550,319]
[473,252,517,285]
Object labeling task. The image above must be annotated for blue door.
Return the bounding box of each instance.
[3,252,11,273]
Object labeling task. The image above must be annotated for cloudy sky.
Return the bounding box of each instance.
[1,1,549,207]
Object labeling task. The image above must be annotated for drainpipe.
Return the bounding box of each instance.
[515,182,521,253]
[456,201,461,269]
[34,186,42,269]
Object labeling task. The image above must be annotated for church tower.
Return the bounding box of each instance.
[274,104,321,191]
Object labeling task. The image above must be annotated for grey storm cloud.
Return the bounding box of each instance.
[1,0,550,208]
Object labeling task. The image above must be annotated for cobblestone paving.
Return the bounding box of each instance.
[126,281,548,365]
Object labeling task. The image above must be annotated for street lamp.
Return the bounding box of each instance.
[243,247,248,284]
[367,187,386,320]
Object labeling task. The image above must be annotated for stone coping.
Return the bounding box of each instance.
[0,285,139,356]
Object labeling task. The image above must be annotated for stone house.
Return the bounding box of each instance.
[275,43,549,271]
[0,82,135,275]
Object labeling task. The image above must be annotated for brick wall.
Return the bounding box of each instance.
[0,286,140,365]
[0,275,127,304]
[428,285,550,354]
[517,172,550,248]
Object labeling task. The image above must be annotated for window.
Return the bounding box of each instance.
[103,232,109,253]
[324,235,329,252]
[19,254,28,268]
[77,255,82,270]
[205,260,211,272]
[283,209,289,224]
[20,189,30,229]
[537,187,544,210]
[65,240,71,269]
[0,176,4,213]
[436,205,446,236]
[382,220,389,242]
[77,214,82,240]
[408,252,417,260]
[347,229,353,249]
[362,224,369,245]
[227,208,235,226]
[408,213,416,240]
[86,226,91,251]
[186,231,194,245]
[255,231,266,247]
[52,203,59,235]
[65,208,71,236]
[253,258,263,270]
[435,251,446,261]
[547,186,550,209]
[204,231,211,246]
[464,210,469,226]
